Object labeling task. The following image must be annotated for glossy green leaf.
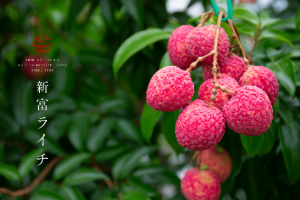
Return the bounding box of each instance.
[62,186,87,200]
[240,134,264,157]
[266,59,296,98]
[63,167,109,186]
[233,8,259,25]
[95,145,131,162]
[18,148,45,178]
[258,125,275,156]
[141,103,162,143]
[259,29,293,47]
[122,191,150,200]
[13,81,33,126]
[68,112,89,152]
[160,51,172,69]
[278,100,295,136]
[162,111,184,154]
[0,163,19,181]
[112,146,157,179]
[120,0,143,29]
[54,153,91,180]
[31,190,65,200]
[113,28,170,78]
[24,130,64,156]
[115,118,144,143]
[87,117,116,152]
[279,123,300,185]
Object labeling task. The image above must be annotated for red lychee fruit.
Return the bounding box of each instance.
[181,168,221,200]
[203,54,247,81]
[198,74,240,110]
[222,85,273,136]
[185,25,229,64]
[239,65,279,105]
[197,145,232,183]
[175,100,225,151]
[22,55,50,79]
[146,66,194,112]
[168,25,195,70]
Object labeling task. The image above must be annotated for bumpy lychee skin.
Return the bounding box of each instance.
[168,25,195,70]
[146,66,194,112]
[181,168,221,200]
[222,86,273,136]
[185,25,229,64]
[197,145,232,183]
[175,100,225,151]
[203,54,247,81]
[198,74,240,110]
[22,55,50,79]
[239,66,279,105]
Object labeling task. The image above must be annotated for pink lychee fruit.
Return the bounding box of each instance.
[181,168,221,200]
[202,54,247,81]
[185,25,229,64]
[197,145,232,183]
[146,66,194,112]
[222,85,273,136]
[22,55,50,79]
[239,65,279,105]
[168,25,195,70]
[198,74,240,110]
[175,100,225,151]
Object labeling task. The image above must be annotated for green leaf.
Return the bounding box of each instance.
[115,119,144,143]
[112,146,157,179]
[113,28,170,78]
[140,103,162,143]
[95,145,131,162]
[233,8,259,25]
[259,29,294,47]
[68,112,89,152]
[87,117,116,152]
[63,167,109,186]
[162,111,184,154]
[278,100,295,136]
[53,64,74,96]
[99,0,116,29]
[122,191,150,200]
[258,125,275,155]
[279,123,300,185]
[266,59,296,98]
[62,186,87,200]
[240,134,264,157]
[46,113,70,140]
[160,51,172,69]
[53,153,91,180]
[31,190,66,200]
[67,0,87,31]
[24,130,64,156]
[120,0,144,29]
[13,81,33,126]
[0,163,19,181]
[18,148,45,178]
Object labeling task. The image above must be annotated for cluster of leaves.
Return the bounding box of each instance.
[0,0,299,200]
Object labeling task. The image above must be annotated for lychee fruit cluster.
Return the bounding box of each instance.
[146,23,279,147]
[146,17,279,200]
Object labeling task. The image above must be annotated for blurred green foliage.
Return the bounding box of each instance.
[0,0,300,200]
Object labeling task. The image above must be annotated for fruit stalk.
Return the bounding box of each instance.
[198,11,215,27]
[209,12,233,106]
[227,19,250,68]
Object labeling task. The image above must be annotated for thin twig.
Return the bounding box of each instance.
[0,156,62,199]
[227,19,250,68]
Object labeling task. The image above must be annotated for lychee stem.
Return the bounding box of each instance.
[198,11,215,27]
[227,19,251,69]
